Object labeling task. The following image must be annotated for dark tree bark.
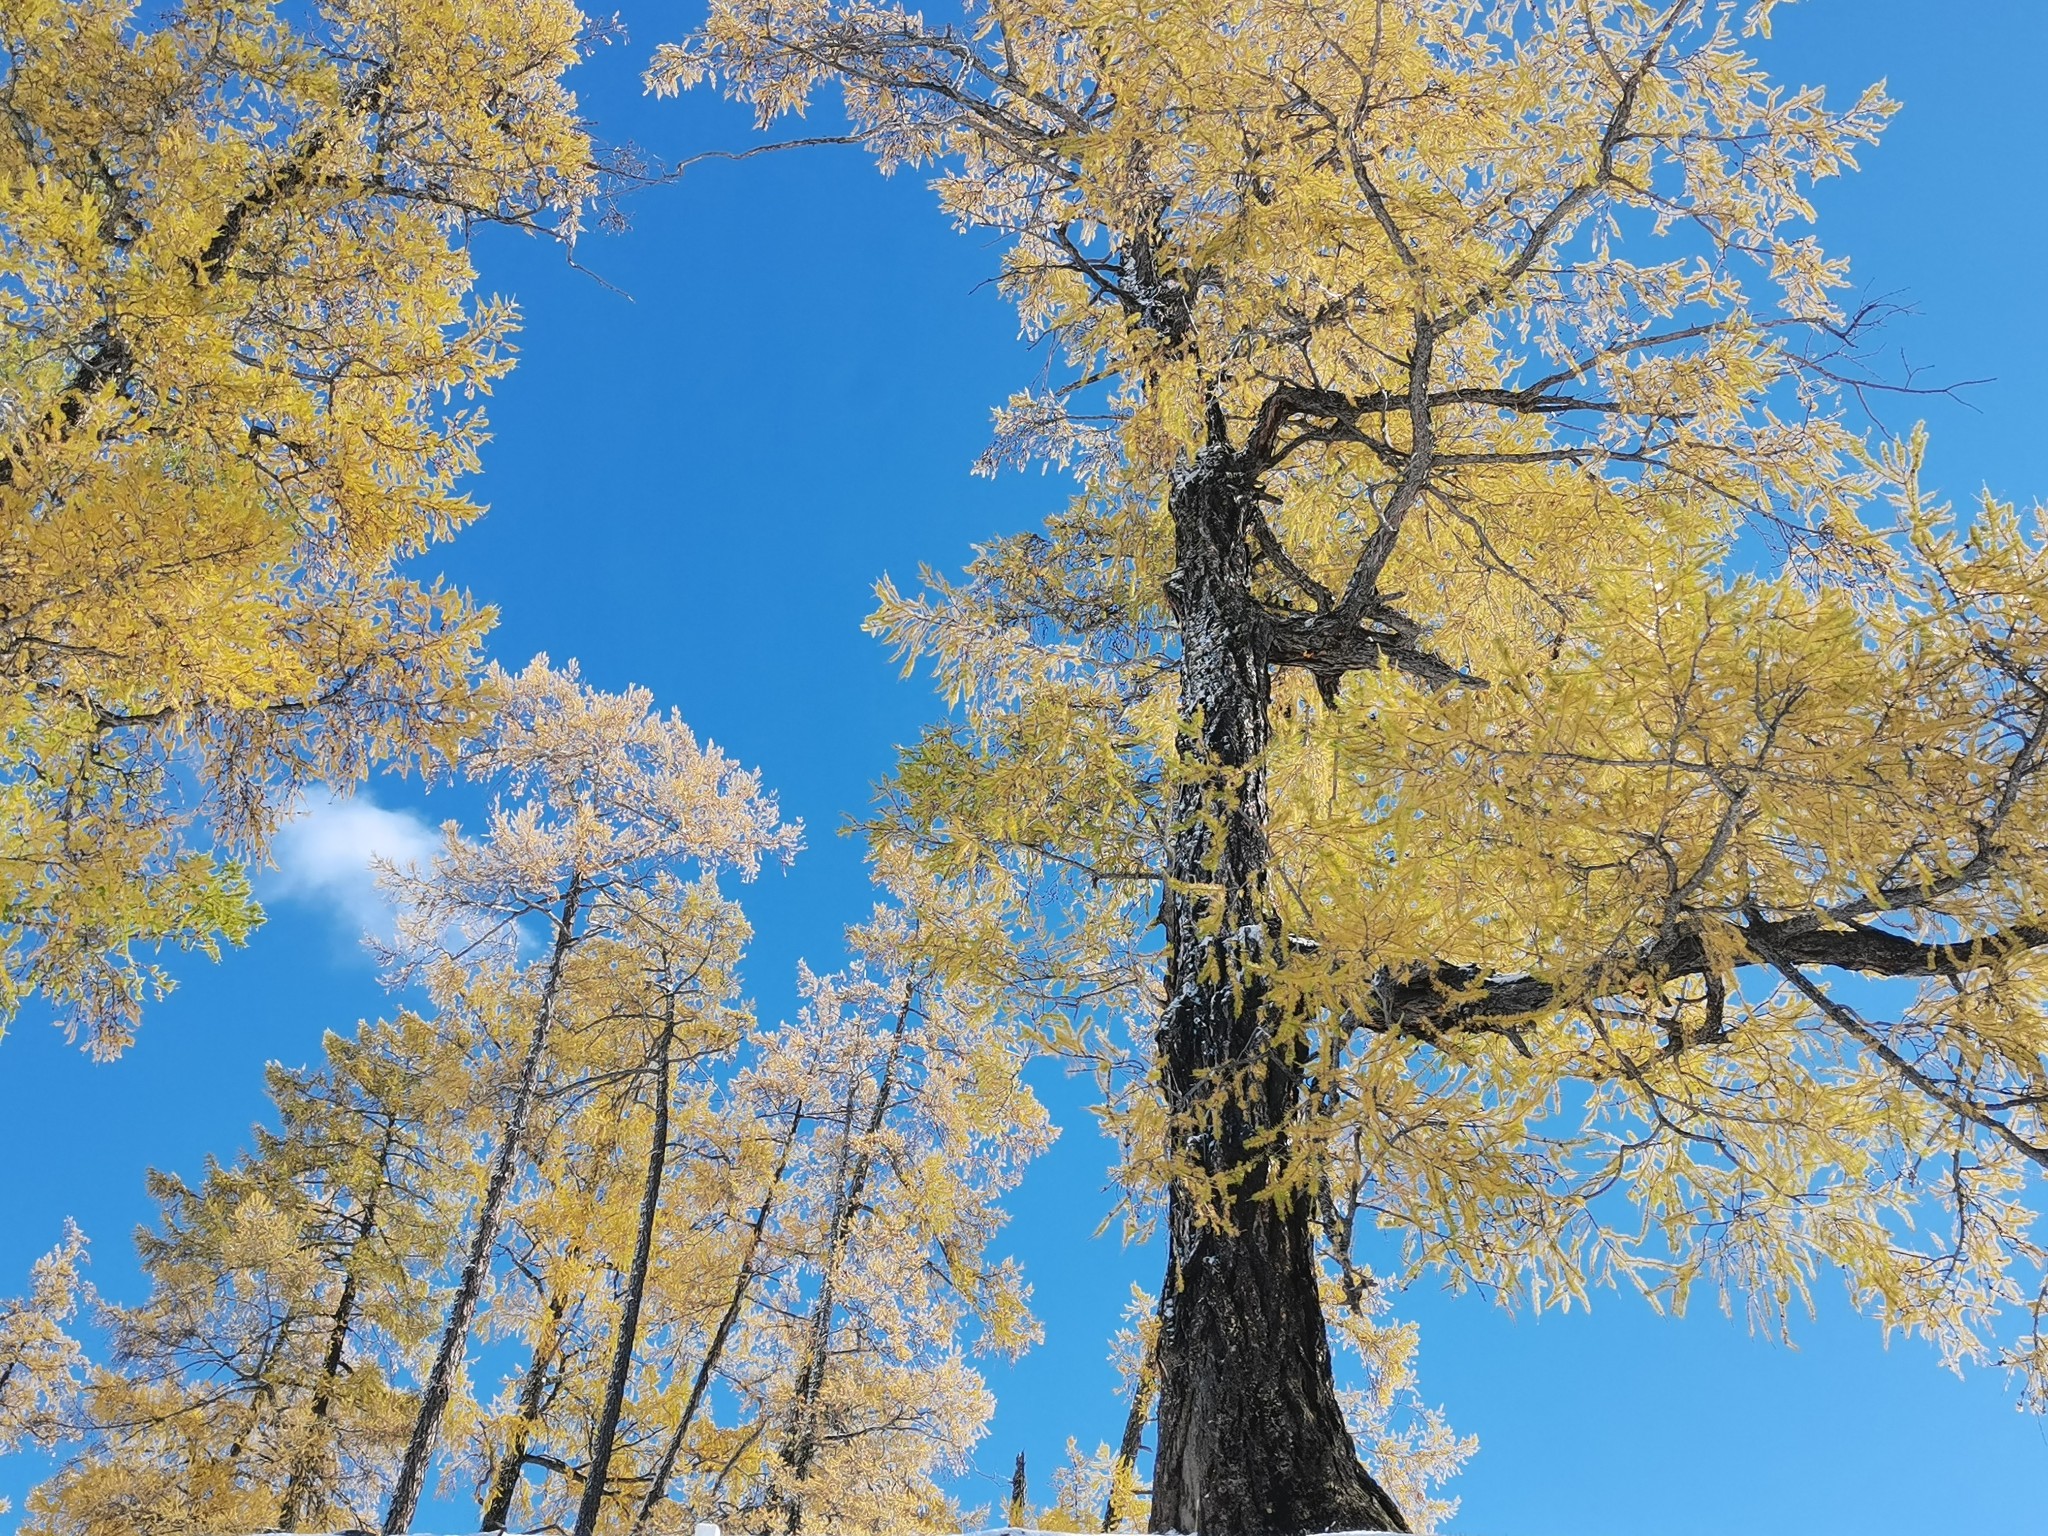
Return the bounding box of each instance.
[574,997,681,1536]
[1149,441,1408,1536]
[479,1277,570,1530]
[1102,1306,1158,1533]
[631,1105,802,1534]
[384,874,586,1535]
[278,1119,405,1531]
[1009,1450,1029,1527]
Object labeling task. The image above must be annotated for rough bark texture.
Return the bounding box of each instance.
[1149,446,1408,1536]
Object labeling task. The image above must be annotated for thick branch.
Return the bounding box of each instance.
[0,64,394,489]
[1376,913,2048,1036]
[1262,609,1475,694]
[1245,380,1663,468]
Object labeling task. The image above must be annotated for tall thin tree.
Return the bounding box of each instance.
[380,659,796,1533]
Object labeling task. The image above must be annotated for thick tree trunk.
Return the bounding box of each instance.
[1150,447,1407,1536]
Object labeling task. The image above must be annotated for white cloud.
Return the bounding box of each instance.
[269,792,440,940]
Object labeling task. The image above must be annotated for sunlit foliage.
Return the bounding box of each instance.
[0,0,594,1053]
[659,1,2048,1488]
[13,664,1046,1536]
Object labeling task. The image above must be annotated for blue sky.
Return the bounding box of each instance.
[5,1,2048,1530]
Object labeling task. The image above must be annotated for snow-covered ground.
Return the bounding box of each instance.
[239,1527,1461,1536]
[237,1528,1460,1536]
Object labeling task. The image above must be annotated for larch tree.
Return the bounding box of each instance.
[612,1042,813,1536]
[462,976,778,1536]
[22,1010,477,1534]
[659,2,2048,1531]
[0,690,1054,1534]
[462,890,757,1532]
[468,1126,613,1532]
[0,1223,89,1521]
[0,0,594,1054]
[702,910,1052,1536]
[519,899,1051,1536]
[14,660,803,1534]
[376,656,798,1533]
[569,884,759,1536]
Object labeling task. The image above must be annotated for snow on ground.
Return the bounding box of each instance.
[239,1531,1458,1536]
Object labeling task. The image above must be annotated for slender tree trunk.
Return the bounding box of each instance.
[1008,1450,1029,1527]
[631,1104,802,1534]
[779,1092,859,1536]
[1102,1317,1158,1533]
[1149,446,1407,1536]
[277,1274,357,1531]
[779,993,911,1535]
[574,1000,681,1536]
[479,1284,569,1531]
[225,1322,294,1467]
[280,1122,399,1530]
[384,874,586,1535]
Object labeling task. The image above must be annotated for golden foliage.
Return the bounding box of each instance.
[664,0,2048,1426]
[0,1221,90,1518]
[18,663,1049,1536]
[23,1011,479,1533]
[0,0,594,1053]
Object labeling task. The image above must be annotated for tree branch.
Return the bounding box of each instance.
[1372,912,2048,1037]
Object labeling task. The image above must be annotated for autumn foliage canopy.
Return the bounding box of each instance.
[3,1,2047,1533]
